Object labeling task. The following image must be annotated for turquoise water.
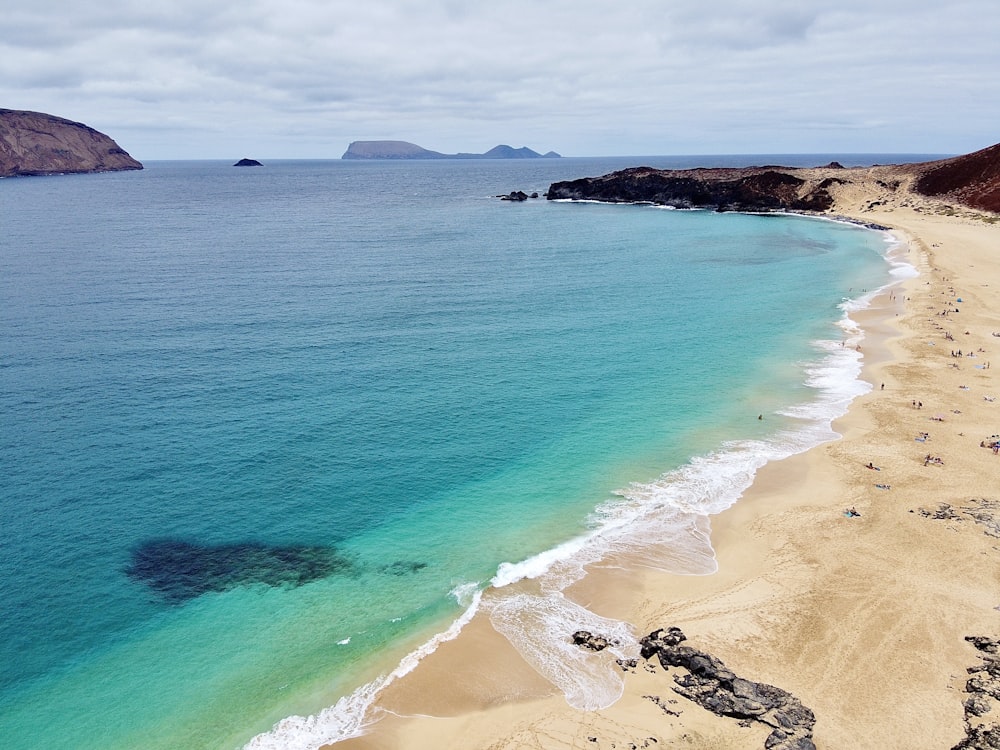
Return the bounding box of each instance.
[1,158,904,748]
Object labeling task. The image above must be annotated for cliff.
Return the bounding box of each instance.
[342,140,560,160]
[0,109,142,177]
[546,143,1000,216]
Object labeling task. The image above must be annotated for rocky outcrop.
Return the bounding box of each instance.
[638,627,816,750]
[342,140,560,159]
[953,636,1000,750]
[546,144,1000,215]
[498,190,539,201]
[0,109,142,177]
[915,498,1000,537]
[572,630,617,652]
[547,166,836,212]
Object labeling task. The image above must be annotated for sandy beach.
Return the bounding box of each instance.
[331,173,1000,750]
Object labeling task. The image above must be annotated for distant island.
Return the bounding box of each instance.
[0,109,142,177]
[234,158,263,167]
[342,140,560,160]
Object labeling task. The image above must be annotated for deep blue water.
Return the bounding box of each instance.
[0,156,914,749]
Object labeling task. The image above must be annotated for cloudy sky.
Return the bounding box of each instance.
[3,0,998,159]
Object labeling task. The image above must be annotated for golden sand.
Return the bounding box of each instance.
[330,175,1000,750]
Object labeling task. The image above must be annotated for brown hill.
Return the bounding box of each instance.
[913,142,1000,213]
[0,109,142,177]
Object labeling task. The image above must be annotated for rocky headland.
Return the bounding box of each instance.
[0,109,142,177]
[342,140,560,159]
[546,143,1000,216]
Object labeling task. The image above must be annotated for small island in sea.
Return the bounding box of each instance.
[0,109,142,177]
[342,139,561,160]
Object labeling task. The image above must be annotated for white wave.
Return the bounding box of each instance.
[241,586,484,750]
[242,677,387,750]
[487,592,637,711]
[492,534,594,589]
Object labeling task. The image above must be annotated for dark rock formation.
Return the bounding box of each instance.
[501,190,529,202]
[547,166,835,212]
[953,636,1000,750]
[342,140,559,160]
[915,498,1000,537]
[125,539,353,603]
[546,144,1000,215]
[640,627,816,750]
[915,143,1000,213]
[234,158,263,167]
[498,190,539,201]
[0,109,142,177]
[573,630,616,652]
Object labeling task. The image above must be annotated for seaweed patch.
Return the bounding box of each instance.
[379,560,428,576]
[126,539,353,602]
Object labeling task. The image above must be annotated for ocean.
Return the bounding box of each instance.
[0,155,921,749]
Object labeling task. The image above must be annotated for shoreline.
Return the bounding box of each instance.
[271,185,998,749]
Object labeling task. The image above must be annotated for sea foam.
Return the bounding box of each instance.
[243,585,484,750]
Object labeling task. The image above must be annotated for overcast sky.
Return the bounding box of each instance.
[3,0,998,160]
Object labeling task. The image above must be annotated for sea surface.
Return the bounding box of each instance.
[0,155,925,749]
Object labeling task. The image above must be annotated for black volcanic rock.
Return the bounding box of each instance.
[0,109,142,177]
[499,190,536,201]
[546,145,1000,215]
[547,166,833,212]
[953,636,1000,750]
[234,158,263,167]
[640,628,816,750]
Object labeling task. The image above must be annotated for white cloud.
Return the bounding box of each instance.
[1,0,997,158]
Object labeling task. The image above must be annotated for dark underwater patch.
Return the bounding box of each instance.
[126,539,353,603]
[379,560,428,576]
